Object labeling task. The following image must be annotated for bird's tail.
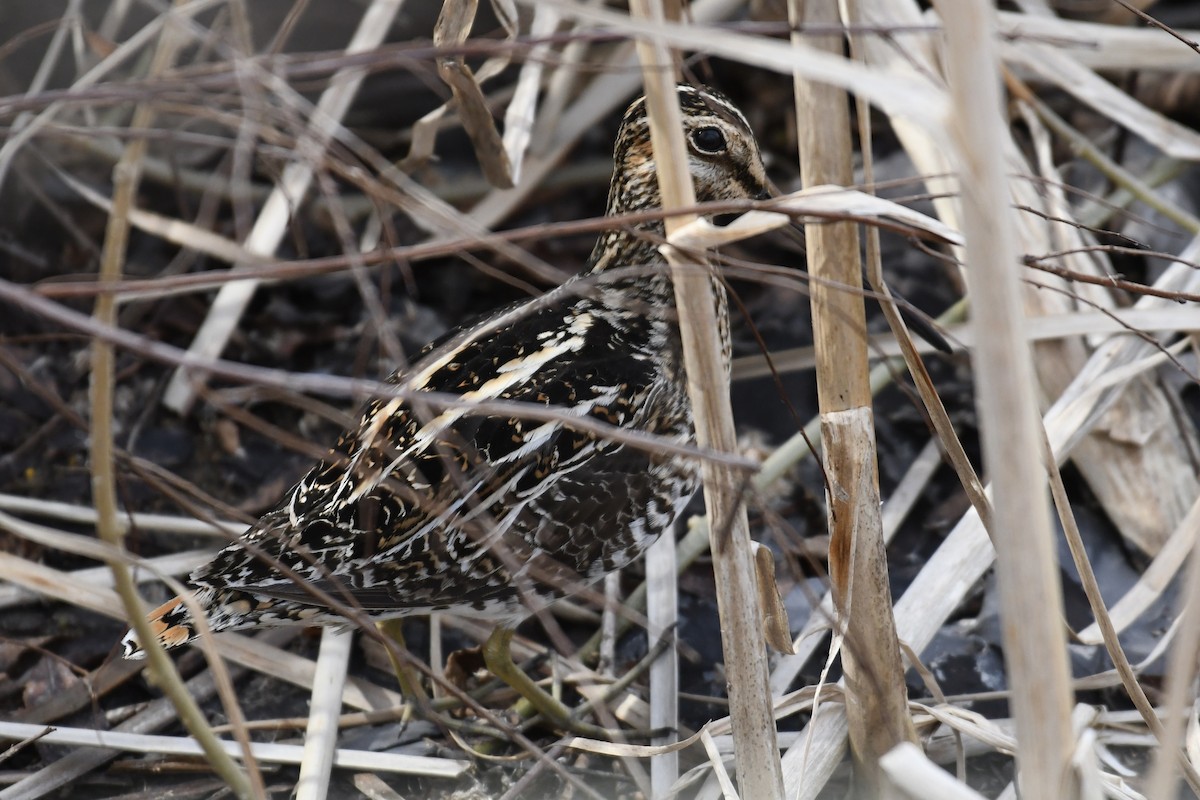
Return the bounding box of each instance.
[121,589,220,659]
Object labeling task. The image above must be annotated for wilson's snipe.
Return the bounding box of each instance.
[123,84,768,729]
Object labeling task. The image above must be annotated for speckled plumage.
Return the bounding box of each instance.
[122,85,768,659]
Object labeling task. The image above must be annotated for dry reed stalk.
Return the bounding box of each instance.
[773,230,1200,796]
[296,627,354,800]
[769,437,942,696]
[790,0,917,786]
[646,522,680,793]
[932,1,1076,796]
[627,2,784,797]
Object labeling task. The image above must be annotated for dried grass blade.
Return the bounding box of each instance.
[0,549,123,619]
[0,548,211,610]
[0,0,230,188]
[670,186,963,250]
[216,634,402,712]
[1044,418,1200,794]
[538,0,949,128]
[782,705,849,800]
[0,720,467,778]
[49,166,268,271]
[434,0,514,189]
[700,728,741,800]
[0,493,239,536]
[1145,529,1200,799]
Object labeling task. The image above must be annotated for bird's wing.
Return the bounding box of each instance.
[190,297,681,613]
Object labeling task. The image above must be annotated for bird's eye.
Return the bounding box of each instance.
[689,126,726,154]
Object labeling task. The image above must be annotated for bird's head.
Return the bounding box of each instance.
[607,84,769,216]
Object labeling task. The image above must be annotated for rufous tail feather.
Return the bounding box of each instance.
[121,597,196,659]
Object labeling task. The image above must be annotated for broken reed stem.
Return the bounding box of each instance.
[931,1,1076,795]
[789,0,915,786]
[88,11,259,799]
[627,2,784,798]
